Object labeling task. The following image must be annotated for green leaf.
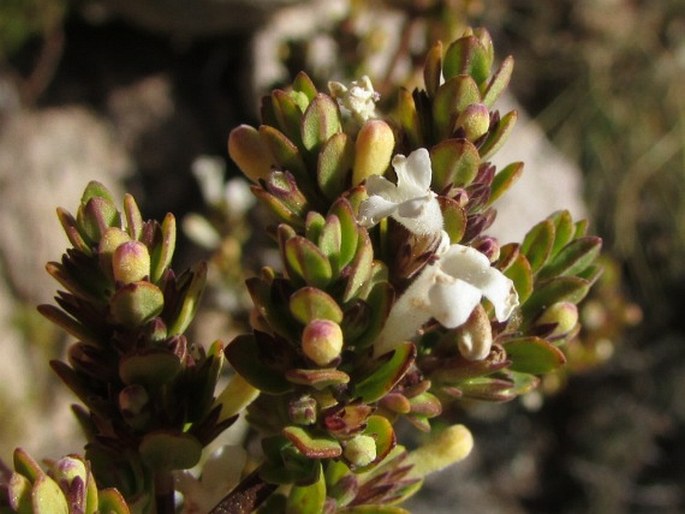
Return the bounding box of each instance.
[77,196,121,246]
[31,475,68,514]
[224,334,293,394]
[259,125,310,190]
[286,462,326,514]
[523,276,591,318]
[538,236,602,281]
[228,124,274,182]
[273,89,304,143]
[360,415,396,468]
[350,281,393,349]
[81,180,116,205]
[251,186,305,230]
[168,262,207,335]
[123,193,144,241]
[482,55,514,107]
[318,132,353,200]
[301,94,342,152]
[329,198,359,269]
[397,88,421,148]
[577,263,603,285]
[318,215,342,273]
[98,488,131,514]
[430,139,480,190]
[432,76,481,139]
[507,371,541,396]
[292,71,318,102]
[285,368,350,390]
[57,208,92,255]
[521,219,555,273]
[504,253,533,303]
[423,41,443,98]
[139,432,202,471]
[439,197,467,245]
[289,287,343,325]
[119,349,182,387]
[109,282,164,328]
[8,473,33,514]
[355,343,416,403]
[246,276,299,341]
[342,229,373,302]
[338,506,409,514]
[505,337,566,374]
[479,110,517,161]
[305,211,326,244]
[488,161,523,206]
[443,35,490,85]
[574,219,589,238]
[548,210,576,256]
[283,427,342,459]
[285,236,333,288]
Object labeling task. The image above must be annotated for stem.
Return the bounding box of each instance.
[209,467,277,514]
[154,471,175,514]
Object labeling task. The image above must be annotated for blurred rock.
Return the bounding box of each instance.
[489,93,587,244]
[0,106,130,304]
[84,0,309,36]
[0,105,130,462]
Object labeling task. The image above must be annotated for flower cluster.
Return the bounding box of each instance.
[1,27,602,514]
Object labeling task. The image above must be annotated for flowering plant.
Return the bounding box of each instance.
[0,27,601,514]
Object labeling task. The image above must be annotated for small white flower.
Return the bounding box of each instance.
[328,75,380,122]
[175,445,246,513]
[358,148,444,236]
[374,233,519,357]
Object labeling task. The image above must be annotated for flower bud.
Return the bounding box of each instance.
[455,103,490,141]
[98,227,131,278]
[288,394,318,425]
[407,424,473,477]
[50,456,88,488]
[343,434,377,467]
[455,303,493,361]
[352,119,395,185]
[302,319,344,367]
[471,235,500,262]
[119,384,151,429]
[112,241,151,284]
[535,302,579,339]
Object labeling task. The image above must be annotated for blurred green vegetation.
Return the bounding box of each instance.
[0,0,66,59]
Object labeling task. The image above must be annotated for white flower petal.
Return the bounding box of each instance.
[440,245,518,322]
[365,174,398,199]
[373,241,519,358]
[358,195,399,228]
[394,195,444,236]
[394,147,432,193]
[428,276,482,328]
[358,148,444,236]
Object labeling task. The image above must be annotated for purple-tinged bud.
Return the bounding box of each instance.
[112,241,151,284]
[50,456,88,488]
[288,395,318,425]
[343,434,376,467]
[471,236,500,262]
[455,103,490,141]
[302,319,344,367]
[98,227,131,278]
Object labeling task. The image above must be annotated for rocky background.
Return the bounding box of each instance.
[1,1,683,513]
